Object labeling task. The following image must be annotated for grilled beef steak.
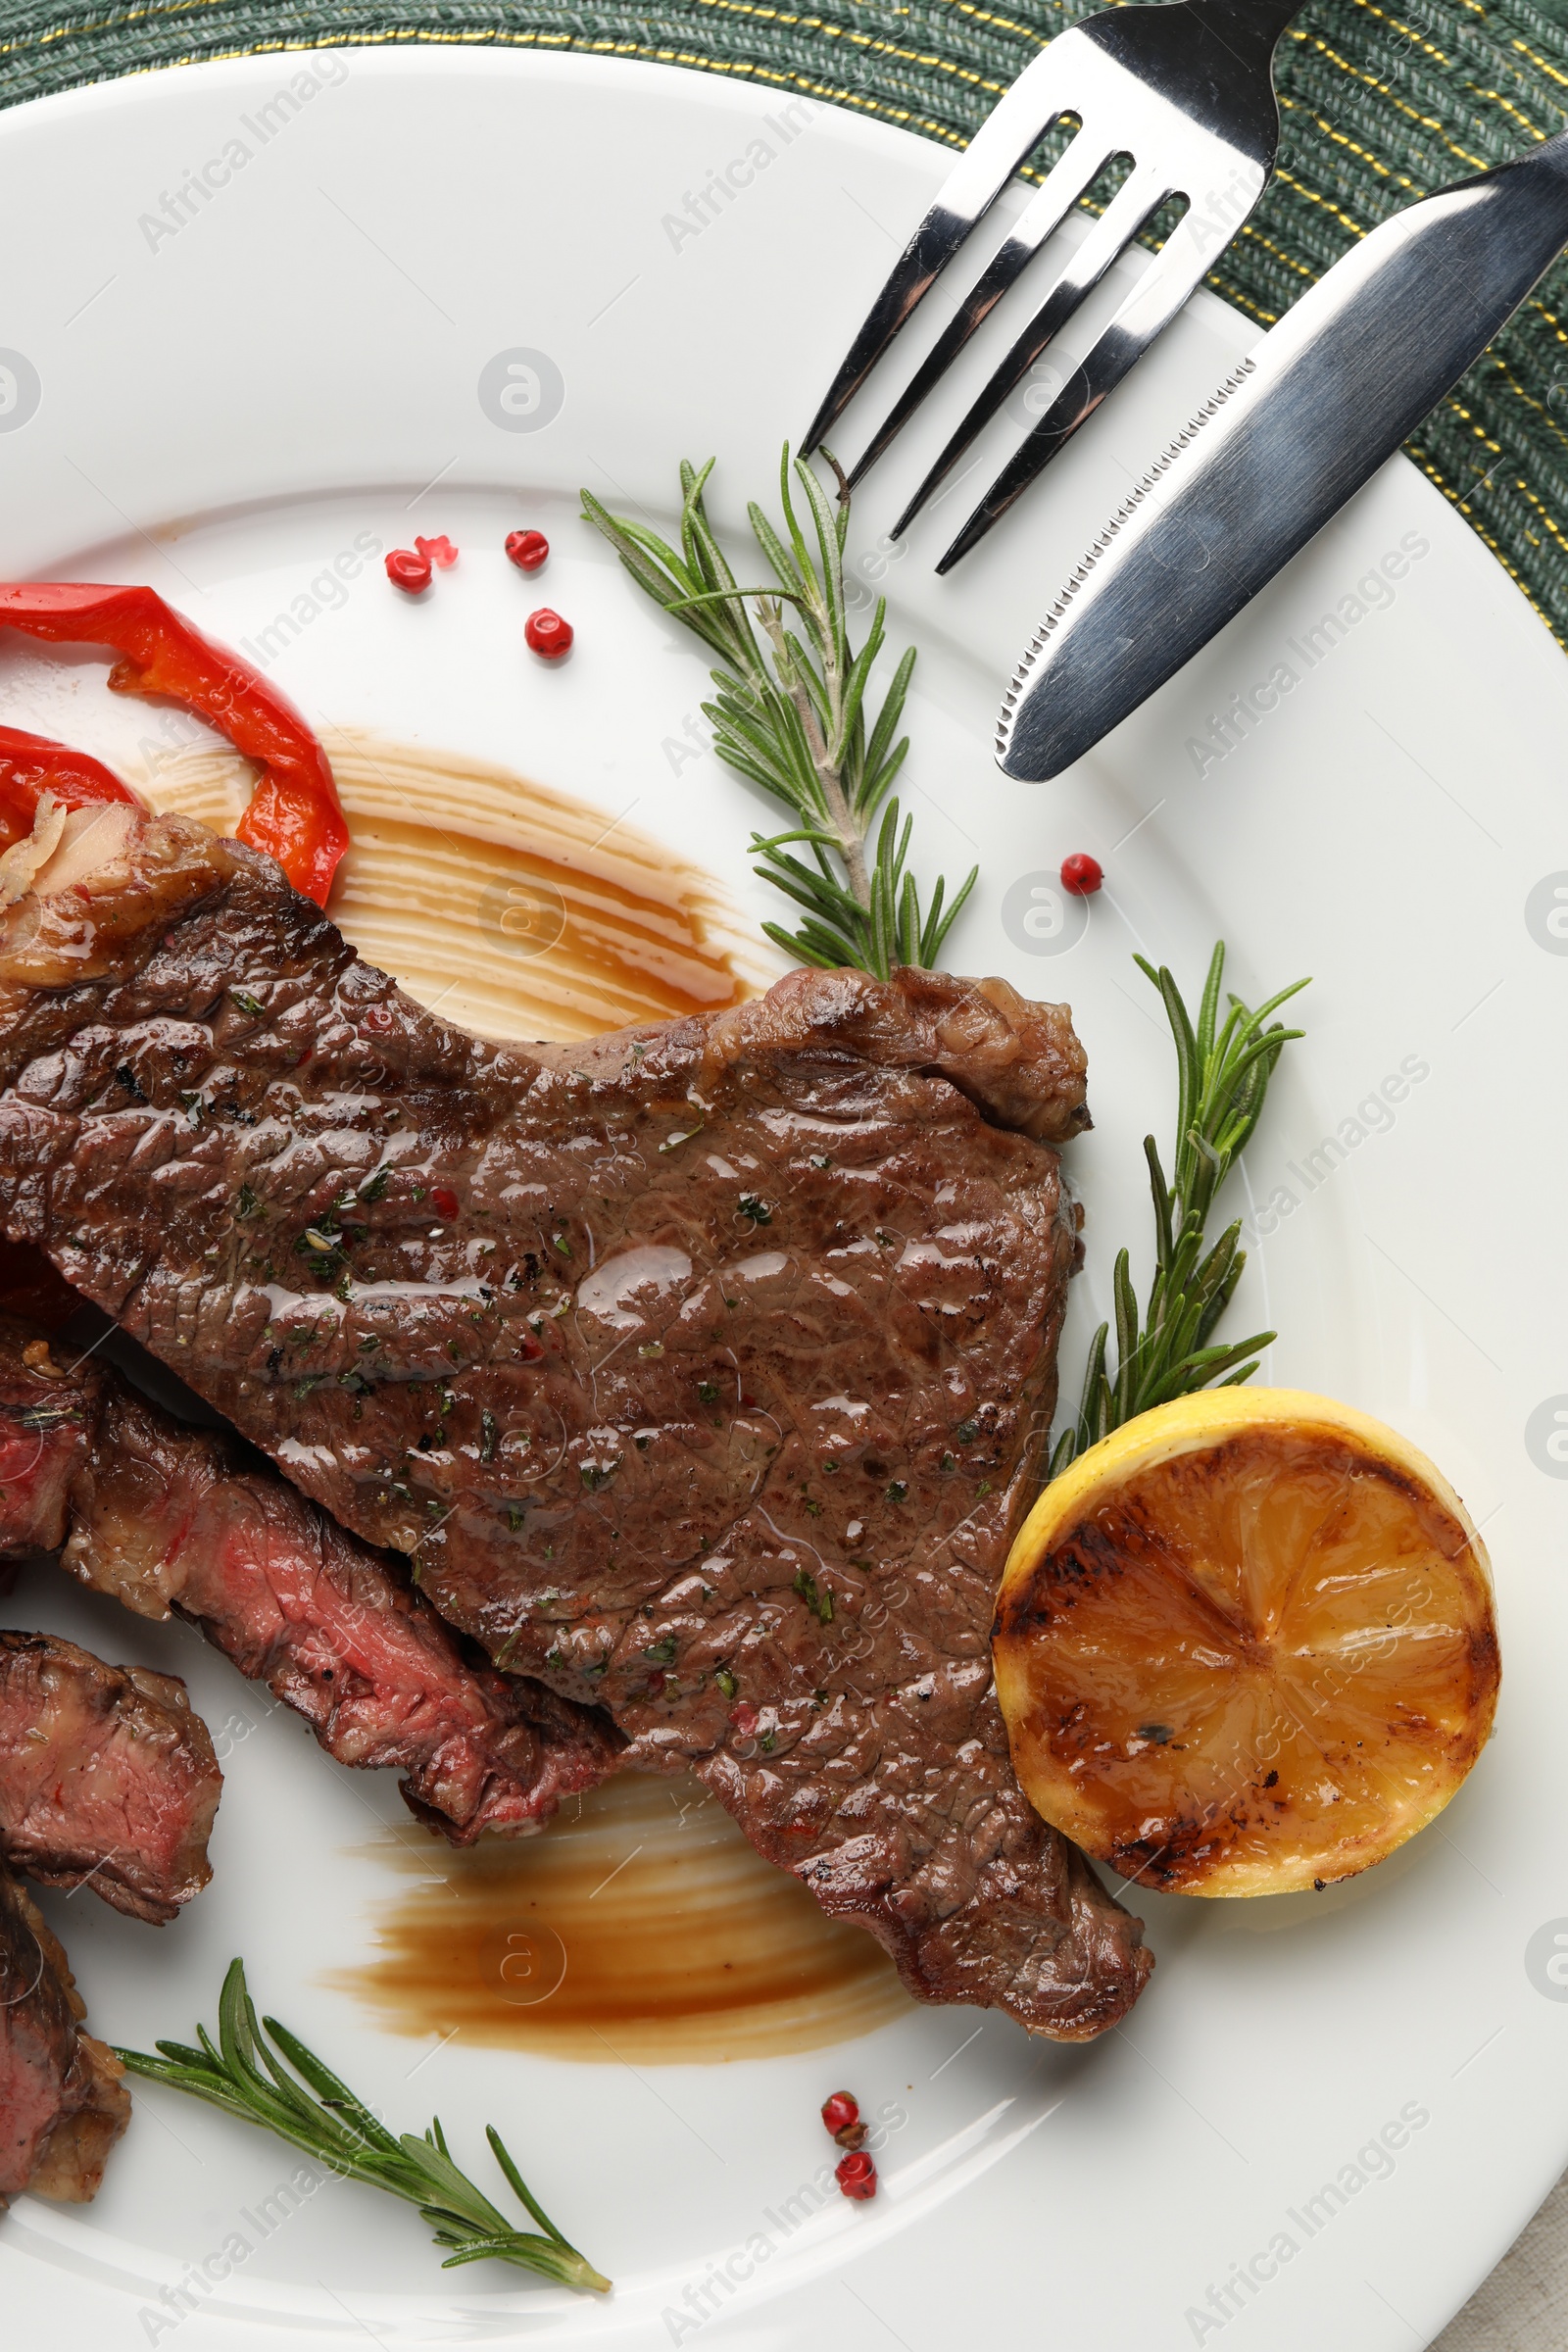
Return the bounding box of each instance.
[0,1627,220,1923]
[0,811,1152,2035]
[0,1325,91,1559]
[0,1861,128,2202]
[0,1318,616,1843]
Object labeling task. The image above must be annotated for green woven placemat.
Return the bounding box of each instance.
[4,0,1568,644]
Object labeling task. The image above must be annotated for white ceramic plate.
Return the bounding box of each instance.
[0,46,1565,2352]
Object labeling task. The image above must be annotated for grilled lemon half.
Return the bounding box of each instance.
[994,1390,1499,1896]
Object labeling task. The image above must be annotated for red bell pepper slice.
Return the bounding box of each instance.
[0,583,348,905]
[0,724,142,849]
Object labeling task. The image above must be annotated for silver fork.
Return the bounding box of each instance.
[802,0,1302,570]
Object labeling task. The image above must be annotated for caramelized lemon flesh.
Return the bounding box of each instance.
[994,1391,1499,1896]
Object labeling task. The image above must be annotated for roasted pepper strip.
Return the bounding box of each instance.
[0,584,348,904]
[0,724,142,849]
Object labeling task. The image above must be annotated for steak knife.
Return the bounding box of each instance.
[996,131,1568,781]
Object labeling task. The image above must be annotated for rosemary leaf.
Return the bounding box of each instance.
[1052,944,1308,1476]
[117,1961,610,2294]
[581,448,976,979]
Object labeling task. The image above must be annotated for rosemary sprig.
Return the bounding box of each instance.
[581,447,976,977]
[116,1961,610,2294]
[1051,944,1308,1479]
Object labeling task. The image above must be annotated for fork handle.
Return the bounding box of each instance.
[1190,0,1303,51]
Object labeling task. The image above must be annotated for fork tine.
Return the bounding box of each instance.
[800,35,1091,457]
[845,128,1112,489]
[933,163,1268,570]
[888,164,1171,540]
[931,343,1133,575]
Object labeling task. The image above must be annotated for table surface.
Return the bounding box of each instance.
[1437,2175,1568,2347]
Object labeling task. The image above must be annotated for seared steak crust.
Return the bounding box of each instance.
[0,815,1150,2035]
[0,1627,220,1923]
[0,1861,128,2203]
[0,1315,616,1843]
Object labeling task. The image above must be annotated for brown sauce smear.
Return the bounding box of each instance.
[334,1774,909,2063]
[142,728,775,1043]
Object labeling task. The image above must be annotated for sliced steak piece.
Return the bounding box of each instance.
[58,1360,619,1841]
[0,1315,617,1843]
[0,812,1152,2036]
[0,1316,93,1559]
[0,1628,220,1923]
[0,1861,128,2203]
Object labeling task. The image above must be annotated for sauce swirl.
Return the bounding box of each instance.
[336,1774,908,2063]
[144,728,774,1041]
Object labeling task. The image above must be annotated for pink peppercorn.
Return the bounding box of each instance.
[506,529,550,572]
[821,2090,868,2148]
[525,608,573,660]
[1059,852,1103,896]
[836,2150,877,2200]
[385,548,432,593]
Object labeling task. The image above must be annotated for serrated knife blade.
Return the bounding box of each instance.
[997,132,1568,782]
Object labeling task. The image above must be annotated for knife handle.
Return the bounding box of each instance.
[1514,122,1568,204]
[1442,126,1568,293]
